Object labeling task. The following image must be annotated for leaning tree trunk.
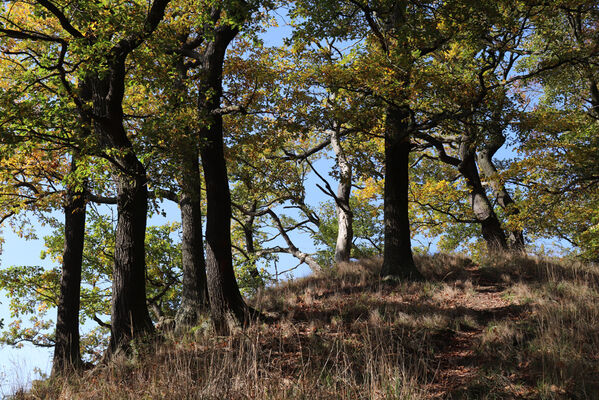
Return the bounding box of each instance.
[176,146,209,326]
[198,24,249,335]
[52,163,86,375]
[381,106,422,279]
[265,209,323,272]
[458,134,508,253]
[476,132,525,251]
[331,128,353,263]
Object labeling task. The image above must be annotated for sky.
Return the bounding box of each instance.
[0,225,55,396]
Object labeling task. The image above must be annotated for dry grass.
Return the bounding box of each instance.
[473,253,599,399]
[10,253,599,399]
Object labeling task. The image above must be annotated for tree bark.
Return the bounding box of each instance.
[476,132,525,251]
[90,72,154,352]
[201,123,249,335]
[330,128,353,263]
[110,156,154,350]
[52,165,86,375]
[198,23,249,335]
[7,0,170,355]
[242,201,261,279]
[458,134,508,252]
[176,146,209,326]
[83,4,173,347]
[381,107,421,279]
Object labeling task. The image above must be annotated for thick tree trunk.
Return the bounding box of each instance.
[110,157,154,350]
[76,0,168,354]
[90,75,154,352]
[458,135,508,253]
[381,107,421,279]
[176,147,209,326]
[52,175,86,375]
[477,137,525,251]
[330,128,353,263]
[199,24,249,335]
[200,121,248,335]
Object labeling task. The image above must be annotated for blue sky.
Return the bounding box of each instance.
[0,225,55,395]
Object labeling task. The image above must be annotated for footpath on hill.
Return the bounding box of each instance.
[249,255,597,399]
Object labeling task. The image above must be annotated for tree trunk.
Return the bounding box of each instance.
[381,107,421,279]
[458,135,508,253]
[477,137,525,251]
[243,201,261,279]
[78,0,169,353]
[110,158,154,350]
[90,75,154,352]
[330,128,353,263]
[52,168,86,375]
[176,147,209,326]
[200,122,249,335]
[199,24,249,335]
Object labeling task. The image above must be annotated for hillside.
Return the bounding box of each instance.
[15,254,599,399]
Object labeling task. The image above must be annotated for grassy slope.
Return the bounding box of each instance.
[16,254,599,399]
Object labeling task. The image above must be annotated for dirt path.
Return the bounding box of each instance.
[425,272,531,398]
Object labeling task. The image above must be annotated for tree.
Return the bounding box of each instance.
[0,209,182,363]
[189,0,266,334]
[511,1,599,260]
[133,12,212,326]
[52,159,87,373]
[0,15,95,370]
[291,0,520,278]
[0,0,175,352]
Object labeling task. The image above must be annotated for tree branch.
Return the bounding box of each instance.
[34,0,84,38]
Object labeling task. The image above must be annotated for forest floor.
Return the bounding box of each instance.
[18,253,599,399]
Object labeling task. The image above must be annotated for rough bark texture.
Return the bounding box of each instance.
[201,122,248,335]
[381,107,422,279]
[176,147,209,326]
[331,128,353,263]
[52,182,86,375]
[199,22,249,335]
[110,165,154,349]
[90,69,154,352]
[458,135,508,253]
[83,0,172,348]
[476,131,525,251]
[4,0,169,356]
